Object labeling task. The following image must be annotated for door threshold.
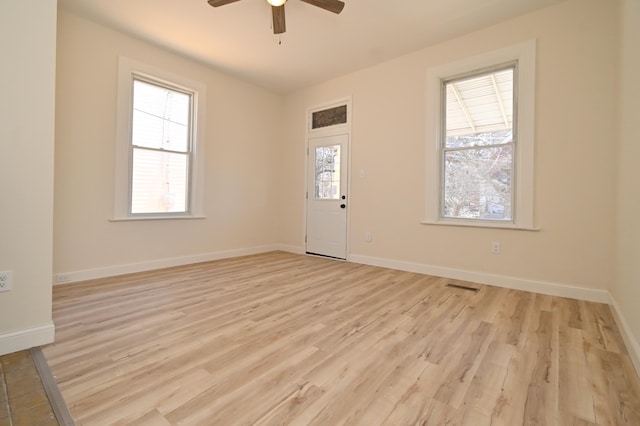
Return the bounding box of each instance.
[305,252,346,261]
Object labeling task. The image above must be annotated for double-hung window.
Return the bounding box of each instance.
[442,65,516,221]
[425,41,536,230]
[114,58,206,220]
[131,77,191,214]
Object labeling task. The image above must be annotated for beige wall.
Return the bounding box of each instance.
[8,0,637,363]
[280,0,619,291]
[2,0,634,362]
[0,1,56,353]
[54,11,283,276]
[613,0,640,353]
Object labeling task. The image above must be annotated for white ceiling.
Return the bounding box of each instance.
[58,0,564,94]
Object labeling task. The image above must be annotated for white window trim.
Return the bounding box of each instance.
[423,40,538,231]
[113,57,206,221]
[308,97,352,135]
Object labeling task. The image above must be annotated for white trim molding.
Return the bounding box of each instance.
[53,245,282,284]
[50,244,637,379]
[0,323,55,356]
[53,244,308,285]
[609,294,640,377]
[350,253,637,374]
[114,57,207,221]
[307,97,353,136]
[425,40,536,230]
[349,253,609,303]
[55,245,611,304]
[304,96,353,259]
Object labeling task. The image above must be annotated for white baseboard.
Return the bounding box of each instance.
[55,246,612,304]
[49,245,636,377]
[0,323,55,356]
[53,245,282,284]
[608,294,640,377]
[349,253,610,304]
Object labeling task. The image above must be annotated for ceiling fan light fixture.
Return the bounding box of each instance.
[207,0,344,35]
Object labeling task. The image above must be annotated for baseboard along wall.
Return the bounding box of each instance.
[0,323,55,357]
[348,253,610,303]
[608,294,640,378]
[48,244,638,378]
[52,244,284,285]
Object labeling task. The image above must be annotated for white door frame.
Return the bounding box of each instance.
[304,97,352,260]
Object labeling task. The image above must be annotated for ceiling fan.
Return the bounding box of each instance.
[207,0,345,35]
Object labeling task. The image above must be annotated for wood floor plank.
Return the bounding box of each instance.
[42,251,640,425]
[522,310,558,425]
[432,320,494,408]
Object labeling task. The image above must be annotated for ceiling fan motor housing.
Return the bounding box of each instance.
[207,0,345,34]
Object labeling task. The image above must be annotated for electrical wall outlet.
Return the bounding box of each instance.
[491,242,501,254]
[365,231,372,242]
[0,271,12,292]
[55,274,71,284]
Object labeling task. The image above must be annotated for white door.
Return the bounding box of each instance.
[306,134,349,259]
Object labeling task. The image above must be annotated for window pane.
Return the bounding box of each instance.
[443,145,512,221]
[314,145,341,200]
[312,105,347,129]
[131,148,188,214]
[445,68,514,148]
[132,79,190,152]
[446,129,513,149]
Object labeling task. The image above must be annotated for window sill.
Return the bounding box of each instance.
[421,220,539,231]
[110,215,206,222]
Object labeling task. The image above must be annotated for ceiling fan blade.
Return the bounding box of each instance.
[207,0,242,7]
[272,5,286,34]
[298,0,345,14]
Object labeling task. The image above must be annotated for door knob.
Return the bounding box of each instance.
[340,204,346,209]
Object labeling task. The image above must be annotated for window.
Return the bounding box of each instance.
[314,145,341,200]
[311,105,347,130]
[308,99,351,134]
[114,58,206,220]
[425,41,536,230]
[131,78,191,214]
[442,65,515,221]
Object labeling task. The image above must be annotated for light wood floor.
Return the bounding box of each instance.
[43,251,640,425]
